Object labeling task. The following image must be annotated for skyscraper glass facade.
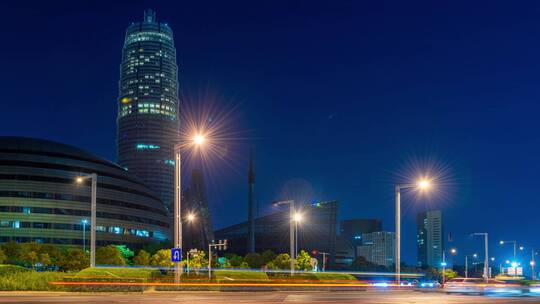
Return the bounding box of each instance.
[117,9,179,210]
[417,210,443,267]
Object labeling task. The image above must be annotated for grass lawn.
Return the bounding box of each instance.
[0,265,65,291]
[76,267,161,279]
[214,269,269,282]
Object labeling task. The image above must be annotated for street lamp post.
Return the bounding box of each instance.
[499,240,517,262]
[294,212,302,259]
[441,249,456,285]
[174,143,182,283]
[274,200,296,274]
[174,134,206,283]
[76,173,97,268]
[472,233,489,282]
[395,179,431,285]
[531,250,537,280]
[465,253,478,278]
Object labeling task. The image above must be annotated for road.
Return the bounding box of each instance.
[1,291,540,304]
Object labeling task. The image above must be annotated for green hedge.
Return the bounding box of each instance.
[268,271,357,281]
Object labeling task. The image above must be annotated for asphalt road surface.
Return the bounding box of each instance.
[1,291,540,304]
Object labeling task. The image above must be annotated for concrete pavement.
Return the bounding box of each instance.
[1,291,540,303]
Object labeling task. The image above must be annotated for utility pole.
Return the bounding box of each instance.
[208,240,228,279]
[319,252,329,272]
[465,255,468,278]
[472,233,489,282]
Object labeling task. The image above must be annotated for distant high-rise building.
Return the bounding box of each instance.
[356,231,395,267]
[183,170,214,250]
[215,201,338,265]
[340,219,382,247]
[116,9,179,210]
[417,210,443,267]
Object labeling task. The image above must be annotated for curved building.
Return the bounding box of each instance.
[116,9,179,210]
[0,137,170,248]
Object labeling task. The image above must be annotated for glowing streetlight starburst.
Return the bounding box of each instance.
[417,179,431,190]
[193,134,205,146]
[294,213,303,222]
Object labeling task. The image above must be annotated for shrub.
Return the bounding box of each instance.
[151,249,174,268]
[272,253,292,270]
[0,249,6,264]
[133,250,152,266]
[244,253,264,269]
[58,249,89,272]
[295,250,313,271]
[96,245,125,266]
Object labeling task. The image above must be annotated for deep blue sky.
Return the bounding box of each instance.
[1,0,539,264]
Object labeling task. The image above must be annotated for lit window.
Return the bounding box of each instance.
[136,230,149,237]
[136,144,160,150]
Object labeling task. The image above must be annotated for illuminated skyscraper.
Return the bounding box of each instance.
[417,210,443,267]
[116,9,179,210]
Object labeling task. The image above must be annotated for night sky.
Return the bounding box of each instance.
[1,0,539,264]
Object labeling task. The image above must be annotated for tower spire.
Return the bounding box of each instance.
[144,9,156,23]
[247,148,256,253]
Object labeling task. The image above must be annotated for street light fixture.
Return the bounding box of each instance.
[174,133,207,283]
[465,253,478,278]
[75,173,97,268]
[274,200,297,274]
[293,212,303,259]
[395,178,433,285]
[499,240,518,261]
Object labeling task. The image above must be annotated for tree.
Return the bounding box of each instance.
[0,241,21,264]
[58,248,89,272]
[115,245,134,264]
[442,269,458,281]
[187,250,208,273]
[39,244,61,266]
[228,254,244,267]
[272,253,292,270]
[261,250,276,265]
[133,250,152,266]
[96,245,125,266]
[142,241,171,255]
[38,253,51,269]
[22,251,39,270]
[244,252,264,269]
[296,250,313,271]
[0,248,6,264]
[151,249,174,268]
